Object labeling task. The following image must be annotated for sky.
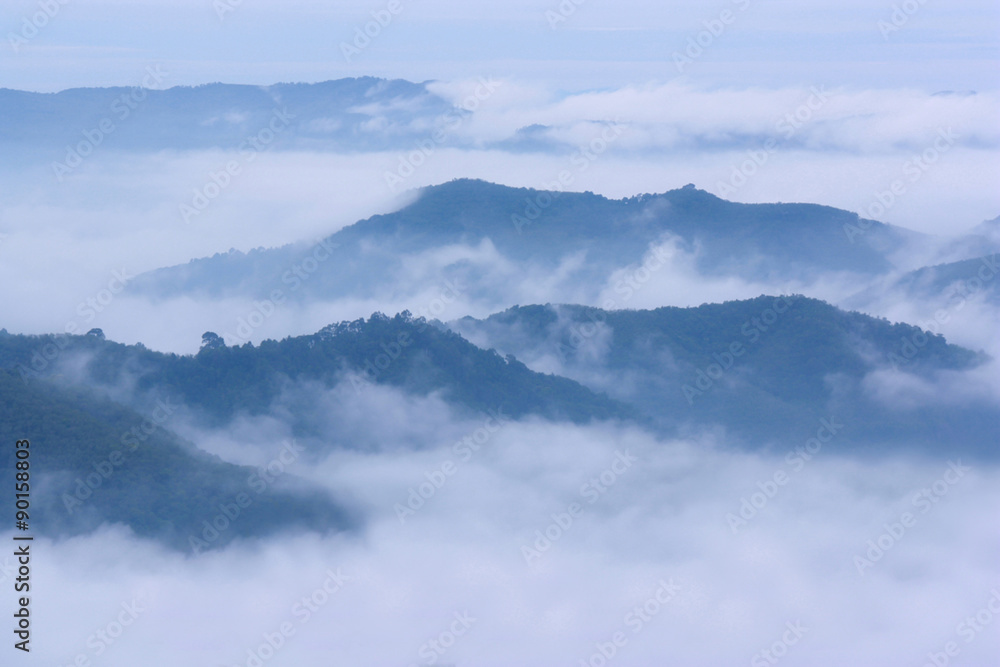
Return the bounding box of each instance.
[1,1,999,349]
[2,3,1000,666]
[2,0,999,93]
[12,404,1000,666]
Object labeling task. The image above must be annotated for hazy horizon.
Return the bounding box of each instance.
[2,1,998,665]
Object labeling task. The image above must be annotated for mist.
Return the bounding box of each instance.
[7,384,999,666]
[3,15,999,663]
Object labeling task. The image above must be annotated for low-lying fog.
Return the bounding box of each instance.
[8,385,999,666]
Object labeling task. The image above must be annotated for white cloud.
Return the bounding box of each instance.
[11,394,1000,666]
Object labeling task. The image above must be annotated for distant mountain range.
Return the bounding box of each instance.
[845,253,1000,313]
[2,168,998,551]
[0,313,632,433]
[128,179,929,306]
[0,311,635,549]
[449,297,996,452]
[0,367,351,551]
[1,293,996,550]
[0,77,457,156]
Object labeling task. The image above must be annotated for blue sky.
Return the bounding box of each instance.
[1,8,999,666]
[1,0,999,338]
[2,0,998,92]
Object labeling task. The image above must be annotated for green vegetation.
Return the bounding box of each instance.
[128,179,909,302]
[0,294,994,552]
[0,368,350,550]
[0,312,634,429]
[455,296,995,452]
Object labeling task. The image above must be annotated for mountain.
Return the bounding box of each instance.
[938,215,1000,262]
[844,254,1000,312]
[1,293,995,553]
[0,77,457,156]
[128,179,917,305]
[448,296,997,454]
[0,313,636,437]
[0,311,633,549]
[969,215,1000,246]
[0,368,352,551]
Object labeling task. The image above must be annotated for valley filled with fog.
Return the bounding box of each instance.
[2,2,999,664]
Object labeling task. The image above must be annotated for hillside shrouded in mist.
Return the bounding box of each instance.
[2,0,999,664]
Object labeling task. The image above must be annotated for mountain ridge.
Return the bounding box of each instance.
[128,178,915,305]
[449,296,996,453]
[0,76,456,154]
